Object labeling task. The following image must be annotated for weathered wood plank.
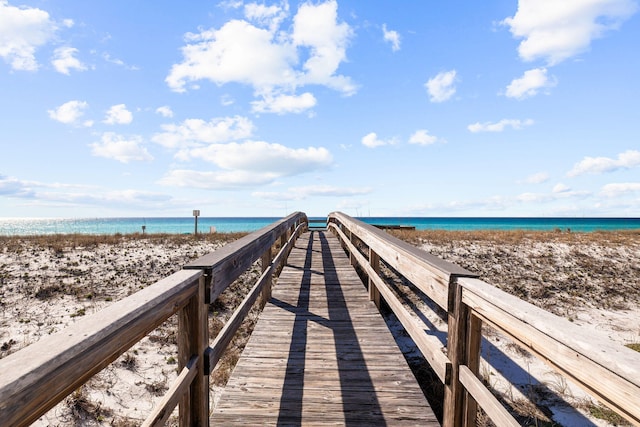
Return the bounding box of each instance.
[0,269,202,427]
[211,231,438,426]
[460,277,640,425]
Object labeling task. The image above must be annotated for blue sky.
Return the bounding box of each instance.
[1,0,639,218]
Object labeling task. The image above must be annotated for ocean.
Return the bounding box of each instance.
[0,216,639,236]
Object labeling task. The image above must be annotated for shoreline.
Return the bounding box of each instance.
[2,216,640,236]
[1,230,638,426]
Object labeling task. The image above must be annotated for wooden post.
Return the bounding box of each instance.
[178,275,209,426]
[348,230,356,267]
[260,246,273,306]
[443,278,478,427]
[368,248,381,309]
[464,313,482,426]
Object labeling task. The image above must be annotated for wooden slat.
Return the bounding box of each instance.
[142,355,199,427]
[459,365,519,427]
[212,231,439,426]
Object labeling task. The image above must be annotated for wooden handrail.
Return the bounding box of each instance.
[0,269,202,426]
[185,211,307,302]
[0,213,308,427]
[328,211,475,309]
[328,211,640,427]
[460,276,640,425]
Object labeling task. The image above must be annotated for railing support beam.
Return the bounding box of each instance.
[368,248,381,308]
[178,274,209,426]
[443,278,479,427]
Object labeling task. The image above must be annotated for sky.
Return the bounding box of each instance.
[1,0,639,218]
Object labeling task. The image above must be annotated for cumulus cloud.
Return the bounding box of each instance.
[90,133,153,163]
[253,185,372,201]
[425,70,457,103]
[567,150,640,177]
[165,0,355,110]
[251,92,317,114]
[505,68,556,99]
[244,1,288,32]
[155,106,174,118]
[468,118,534,133]
[382,24,400,51]
[361,132,396,148]
[51,46,86,74]
[600,182,640,197]
[152,116,254,149]
[502,0,638,65]
[48,100,91,126]
[0,1,57,71]
[408,129,441,146]
[103,104,133,125]
[179,141,333,176]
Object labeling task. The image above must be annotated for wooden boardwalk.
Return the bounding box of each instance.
[212,231,439,426]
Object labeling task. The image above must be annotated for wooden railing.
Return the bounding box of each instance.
[327,211,640,427]
[0,212,307,427]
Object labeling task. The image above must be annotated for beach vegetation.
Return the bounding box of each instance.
[586,403,629,426]
[626,343,640,352]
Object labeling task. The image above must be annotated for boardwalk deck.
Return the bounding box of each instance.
[212,231,439,426]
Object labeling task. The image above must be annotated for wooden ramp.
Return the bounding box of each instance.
[212,231,439,426]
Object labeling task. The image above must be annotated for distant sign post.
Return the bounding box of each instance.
[193,210,200,235]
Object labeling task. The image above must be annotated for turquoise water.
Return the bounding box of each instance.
[0,216,639,235]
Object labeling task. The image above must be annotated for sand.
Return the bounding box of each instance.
[1,230,639,426]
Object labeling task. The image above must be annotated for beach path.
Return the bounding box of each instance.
[211,230,438,426]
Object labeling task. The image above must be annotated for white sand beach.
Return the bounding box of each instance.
[1,230,639,426]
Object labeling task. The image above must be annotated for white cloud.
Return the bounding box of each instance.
[156,106,174,118]
[51,46,86,75]
[251,92,317,114]
[152,116,255,149]
[0,174,34,197]
[166,20,296,93]
[552,183,571,193]
[523,172,549,184]
[292,0,354,91]
[166,0,355,109]
[48,100,90,126]
[158,169,280,189]
[502,0,638,65]
[425,70,457,103]
[567,150,640,177]
[90,133,153,163]
[179,140,333,177]
[505,68,556,99]
[244,1,288,32]
[517,187,590,203]
[254,185,372,201]
[0,1,57,71]
[600,182,640,197]
[103,104,133,125]
[382,24,401,51]
[361,132,396,148]
[102,53,138,70]
[1,173,173,209]
[468,118,534,133]
[408,129,440,146]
